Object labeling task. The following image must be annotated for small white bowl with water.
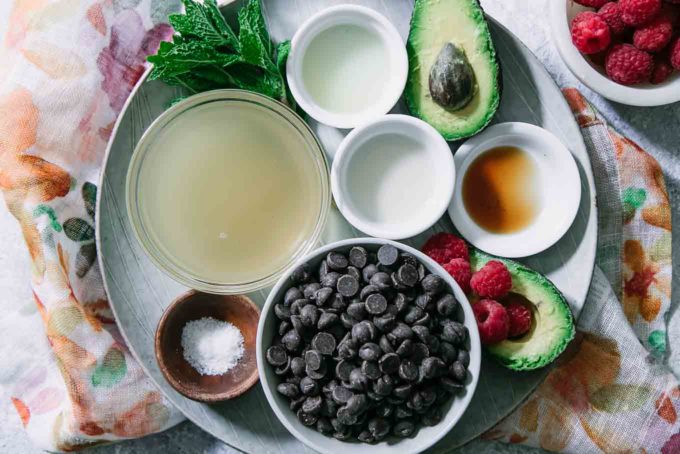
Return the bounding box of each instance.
[286,5,408,129]
[331,115,455,240]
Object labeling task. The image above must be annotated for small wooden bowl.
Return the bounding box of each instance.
[155,290,260,402]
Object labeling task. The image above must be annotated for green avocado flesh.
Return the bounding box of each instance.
[470,250,575,371]
[405,0,501,141]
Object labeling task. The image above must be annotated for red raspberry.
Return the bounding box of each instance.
[605,44,654,84]
[506,302,532,338]
[651,58,674,83]
[470,260,513,299]
[670,37,680,70]
[573,0,609,7]
[598,2,628,35]
[633,16,673,52]
[443,258,472,293]
[571,12,612,54]
[473,299,510,345]
[620,0,662,26]
[422,233,469,265]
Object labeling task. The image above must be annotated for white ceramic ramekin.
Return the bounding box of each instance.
[448,122,581,258]
[331,114,455,240]
[286,5,408,129]
[550,0,680,106]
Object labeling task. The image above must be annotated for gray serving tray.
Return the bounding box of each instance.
[96,1,597,452]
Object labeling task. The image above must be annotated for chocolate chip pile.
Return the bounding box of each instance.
[265,244,471,443]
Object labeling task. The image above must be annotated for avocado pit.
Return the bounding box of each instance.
[429,42,478,111]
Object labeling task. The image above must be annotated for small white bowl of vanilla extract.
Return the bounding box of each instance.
[448,122,581,258]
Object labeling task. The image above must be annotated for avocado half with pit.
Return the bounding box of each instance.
[470,249,575,371]
[405,0,501,141]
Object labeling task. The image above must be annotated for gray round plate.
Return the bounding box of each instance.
[96,1,597,452]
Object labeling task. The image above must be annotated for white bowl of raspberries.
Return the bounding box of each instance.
[550,0,680,106]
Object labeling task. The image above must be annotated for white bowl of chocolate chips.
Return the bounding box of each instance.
[256,238,481,454]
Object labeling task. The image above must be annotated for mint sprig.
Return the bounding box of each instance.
[148,0,293,106]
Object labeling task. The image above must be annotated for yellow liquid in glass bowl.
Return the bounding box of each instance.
[127,91,329,293]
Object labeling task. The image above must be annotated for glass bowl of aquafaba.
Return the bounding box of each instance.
[126,90,331,294]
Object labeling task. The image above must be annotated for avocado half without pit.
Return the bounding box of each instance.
[405,0,501,141]
[470,249,576,371]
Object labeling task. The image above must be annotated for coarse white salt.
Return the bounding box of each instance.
[181,317,244,376]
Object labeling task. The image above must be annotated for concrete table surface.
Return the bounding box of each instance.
[0,1,677,453]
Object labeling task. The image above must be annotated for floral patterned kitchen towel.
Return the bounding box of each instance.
[0,0,184,451]
[485,89,675,452]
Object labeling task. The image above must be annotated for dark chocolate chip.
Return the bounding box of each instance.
[265,346,288,366]
[277,382,299,398]
[436,294,458,317]
[399,359,419,382]
[337,274,359,297]
[360,284,380,301]
[300,376,319,396]
[303,282,321,299]
[362,264,379,283]
[320,271,341,288]
[421,274,445,295]
[373,314,396,332]
[346,266,361,282]
[352,320,376,343]
[397,264,419,287]
[284,287,303,306]
[379,335,394,354]
[349,368,369,391]
[304,349,323,371]
[365,293,387,315]
[327,252,349,271]
[450,361,467,382]
[347,301,366,320]
[361,361,381,380]
[311,332,336,355]
[457,349,470,368]
[396,339,414,357]
[379,353,401,374]
[315,287,334,307]
[300,304,319,327]
[358,343,381,361]
[335,360,354,382]
[370,272,392,290]
[291,264,310,284]
[302,395,323,415]
[297,409,318,426]
[349,246,368,268]
[393,420,415,437]
[316,417,334,435]
[377,244,399,266]
[291,357,306,376]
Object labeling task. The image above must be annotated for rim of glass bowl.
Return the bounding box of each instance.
[125,89,331,294]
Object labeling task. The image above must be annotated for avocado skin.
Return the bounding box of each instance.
[405,0,502,141]
[470,249,576,371]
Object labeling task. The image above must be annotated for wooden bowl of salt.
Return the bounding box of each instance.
[155,290,260,402]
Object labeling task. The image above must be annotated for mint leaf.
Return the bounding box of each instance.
[276,40,295,108]
[148,40,240,80]
[238,0,276,71]
[170,0,238,49]
[146,0,292,105]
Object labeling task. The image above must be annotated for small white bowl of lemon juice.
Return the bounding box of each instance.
[286,5,408,129]
[126,90,331,294]
[331,115,455,240]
